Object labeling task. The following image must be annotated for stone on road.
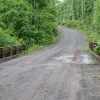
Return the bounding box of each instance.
[0,26,100,100]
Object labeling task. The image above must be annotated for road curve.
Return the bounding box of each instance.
[0,26,100,100]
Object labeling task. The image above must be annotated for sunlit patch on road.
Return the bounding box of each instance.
[54,54,93,64]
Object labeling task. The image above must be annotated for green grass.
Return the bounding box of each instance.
[27,34,59,54]
[28,44,44,54]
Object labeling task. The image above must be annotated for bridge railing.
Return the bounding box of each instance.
[0,45,27,59]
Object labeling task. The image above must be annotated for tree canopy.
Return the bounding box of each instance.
[0,0,57,47]
[0,0,99,53]
[57,0,100,54]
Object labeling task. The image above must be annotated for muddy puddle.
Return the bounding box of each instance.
[54,54,93,64]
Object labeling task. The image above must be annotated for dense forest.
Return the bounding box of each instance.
[0,0,57,47]
[0,0,100,54]
[57,0,100,54]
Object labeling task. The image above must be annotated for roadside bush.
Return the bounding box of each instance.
[95,45,100,55]
[61,20,84,29]
[0,28,22,47]
[57,0,100,55]
[0,0,57,48]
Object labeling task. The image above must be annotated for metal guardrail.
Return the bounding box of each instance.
[0,45,27,59]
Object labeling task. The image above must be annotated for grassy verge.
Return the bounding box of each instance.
[28,44,44,54]
[27,34,59,54]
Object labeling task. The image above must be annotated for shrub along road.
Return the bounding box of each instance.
[0,26,100,100]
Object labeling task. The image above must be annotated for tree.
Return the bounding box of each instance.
[0,0,57,47]
[93,0,100,34]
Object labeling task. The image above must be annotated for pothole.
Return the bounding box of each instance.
[54,54,93,64]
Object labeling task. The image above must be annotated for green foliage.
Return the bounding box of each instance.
[93,0,100,34]
[95,45,100,55]
[87,32,100,43]
[0,28,22,47]
[28,44,44,53]
[0,0,33,46]
[57,0,100,54]
[57,0,95,26]
[95,40,100,55]
[61,20,84,29]
[0,0,57,48]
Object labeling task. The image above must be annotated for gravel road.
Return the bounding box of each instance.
[0,26,100,100]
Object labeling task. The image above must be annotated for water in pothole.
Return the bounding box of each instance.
[54,54,93,64]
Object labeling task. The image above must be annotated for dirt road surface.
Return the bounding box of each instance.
[0,26,100,100]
